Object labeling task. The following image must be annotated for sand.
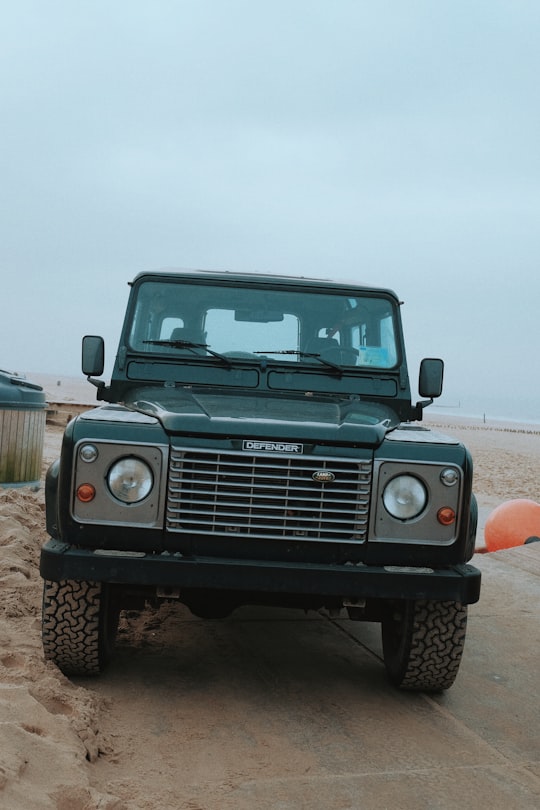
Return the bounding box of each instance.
[0,377,539,808]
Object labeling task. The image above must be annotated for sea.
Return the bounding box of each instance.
[430,395,540,426]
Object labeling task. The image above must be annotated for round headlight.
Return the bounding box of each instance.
[383,474,427,520]
[107,457,153,503]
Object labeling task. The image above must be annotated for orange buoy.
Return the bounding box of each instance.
[484,499,540,552]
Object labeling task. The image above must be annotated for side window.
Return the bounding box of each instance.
[353,314,397,368]
[160,317,184,339]
[129,282,175,349]
[380,314,397,365]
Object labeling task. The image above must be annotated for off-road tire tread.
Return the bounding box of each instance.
[383,599,468,692]
[42,579,105,675]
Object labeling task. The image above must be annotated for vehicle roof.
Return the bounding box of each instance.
[130,267,399,300]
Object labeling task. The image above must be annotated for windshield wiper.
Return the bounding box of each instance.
[143,340,232,367]
[255,350,343,377]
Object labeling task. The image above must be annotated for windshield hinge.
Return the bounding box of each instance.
[399,366,408,389]
[117,345,127,371]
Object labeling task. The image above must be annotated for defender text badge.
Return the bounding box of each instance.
[242,440,304,454]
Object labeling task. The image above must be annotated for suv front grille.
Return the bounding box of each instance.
[166,448,372,543]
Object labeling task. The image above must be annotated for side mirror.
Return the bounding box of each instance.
[418,358,444,399]
[82,335,105,377]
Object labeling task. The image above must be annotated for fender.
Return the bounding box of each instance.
[45,459,60,538]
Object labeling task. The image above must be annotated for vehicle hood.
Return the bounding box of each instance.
[125,386,399,447]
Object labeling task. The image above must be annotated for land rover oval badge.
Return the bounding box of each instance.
[312,470,335,483]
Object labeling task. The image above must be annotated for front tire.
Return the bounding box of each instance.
[382,599,467,691]
[42,579,119,676]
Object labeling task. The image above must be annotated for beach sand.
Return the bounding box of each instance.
[0,377,539,808]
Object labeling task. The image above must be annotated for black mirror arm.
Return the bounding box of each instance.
[85,375,109,401]
[413,397,434,420]
[86,376,106,390]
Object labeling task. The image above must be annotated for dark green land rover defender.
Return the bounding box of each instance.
[40,269,480,690]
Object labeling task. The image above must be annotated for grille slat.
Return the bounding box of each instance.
[167,507,368,523]
[168,485,370,499]
[167,497,369,514]
[166,448,372,543]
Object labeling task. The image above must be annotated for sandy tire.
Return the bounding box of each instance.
[42,579,119,676]
[382,599,468,692]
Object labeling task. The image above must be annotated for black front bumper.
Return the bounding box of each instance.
[40,539,481,604]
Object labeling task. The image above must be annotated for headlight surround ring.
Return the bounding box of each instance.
[107,457,154,504]
[382,474,428,521]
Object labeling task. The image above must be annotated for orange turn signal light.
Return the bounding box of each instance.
[437,507,456,526]
[76,483,96,503]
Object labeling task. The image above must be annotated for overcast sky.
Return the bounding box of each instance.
[1,1,539,420]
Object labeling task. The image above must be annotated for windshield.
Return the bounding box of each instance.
[127,280,399,370]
